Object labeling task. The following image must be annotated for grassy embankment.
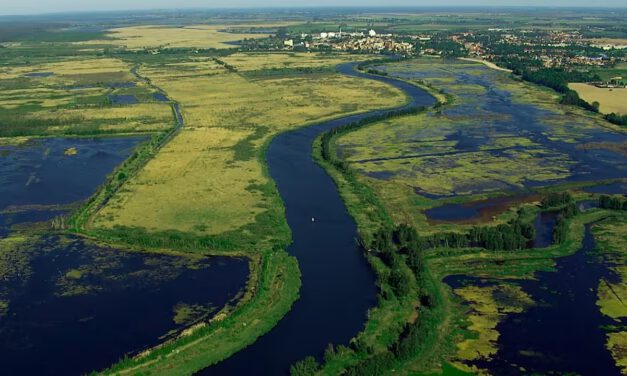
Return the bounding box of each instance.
[303,58,627,375]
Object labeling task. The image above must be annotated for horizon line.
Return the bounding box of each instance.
[1,4,626,18]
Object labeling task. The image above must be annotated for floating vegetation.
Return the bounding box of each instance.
[173,302,217,326]
[64,147,78,156]
[451,280,533,374]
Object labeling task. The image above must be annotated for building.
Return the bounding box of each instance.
[369,29,377,37]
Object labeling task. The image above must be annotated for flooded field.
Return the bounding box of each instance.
[0,236,248,375]
[338,60,627,199]
[446,224,621,375]
[425,194,538,224]
[0,137,249,375]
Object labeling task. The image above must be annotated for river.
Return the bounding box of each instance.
[205,63,436,374]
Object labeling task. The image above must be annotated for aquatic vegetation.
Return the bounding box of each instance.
[592,216,627,374]
[172,302,217,325]
[452,283,533,373]
[64,147,77,156]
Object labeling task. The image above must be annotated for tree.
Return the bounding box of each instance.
[290,356,320,376]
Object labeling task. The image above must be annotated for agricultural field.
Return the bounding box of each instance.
[569,83,627,115]
[336,59,627,231]
[92,53,405,245]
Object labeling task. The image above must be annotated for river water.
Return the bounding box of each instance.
[205,64,436,374]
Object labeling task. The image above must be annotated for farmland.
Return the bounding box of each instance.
[569,83,627,115]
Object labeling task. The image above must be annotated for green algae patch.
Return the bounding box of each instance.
[173,302,217,326]
[452,283,533,374]
[592,216,627,374]
[64,147,78,156]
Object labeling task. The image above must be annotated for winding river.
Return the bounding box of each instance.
[205,63,436,374]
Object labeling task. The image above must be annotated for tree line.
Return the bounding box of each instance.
[599,195,627,211]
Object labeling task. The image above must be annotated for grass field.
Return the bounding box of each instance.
[222,52,369,72]
[82,25,270,50]
[569,83,627,115]
[0,57,174,137]
[92,55,405,241]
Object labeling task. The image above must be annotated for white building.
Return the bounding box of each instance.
[369,29,377,37]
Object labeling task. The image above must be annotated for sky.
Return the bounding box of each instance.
[0,0,625,16]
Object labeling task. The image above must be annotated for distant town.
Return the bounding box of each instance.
[254,26,626,86]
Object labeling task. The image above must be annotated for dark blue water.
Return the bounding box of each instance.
[0,236,248,376]
[463,225,620,375]
[153,92,169,102]
[532,211,558,248]
[584,182,627,195]
[425,203,478,222]
[0,136,250,375]
[109,94,138,105]
[205,63,436,375]
[0,137,143,210]
[24,72,54,77]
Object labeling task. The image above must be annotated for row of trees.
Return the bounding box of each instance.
[552,202,580,244]
[541,191,574,209]
[599,195,627,211]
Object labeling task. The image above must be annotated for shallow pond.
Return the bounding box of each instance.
[425,194,538,224]
[0,137,143,210]
[109,94,139,105]
[0,236,248,376]
[447,225,622,375]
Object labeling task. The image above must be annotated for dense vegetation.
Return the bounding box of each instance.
[599,195,627,211]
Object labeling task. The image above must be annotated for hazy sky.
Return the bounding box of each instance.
[1,0,625,16]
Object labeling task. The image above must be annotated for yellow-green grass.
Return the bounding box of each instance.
[451,283,532,374]
[0,56,175,136]
[82,25,270,50]
[569,83,627,115]
[222,52,372,72]
[592,216,627,374]
[0,57,130,80]
[92,59,405,238]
